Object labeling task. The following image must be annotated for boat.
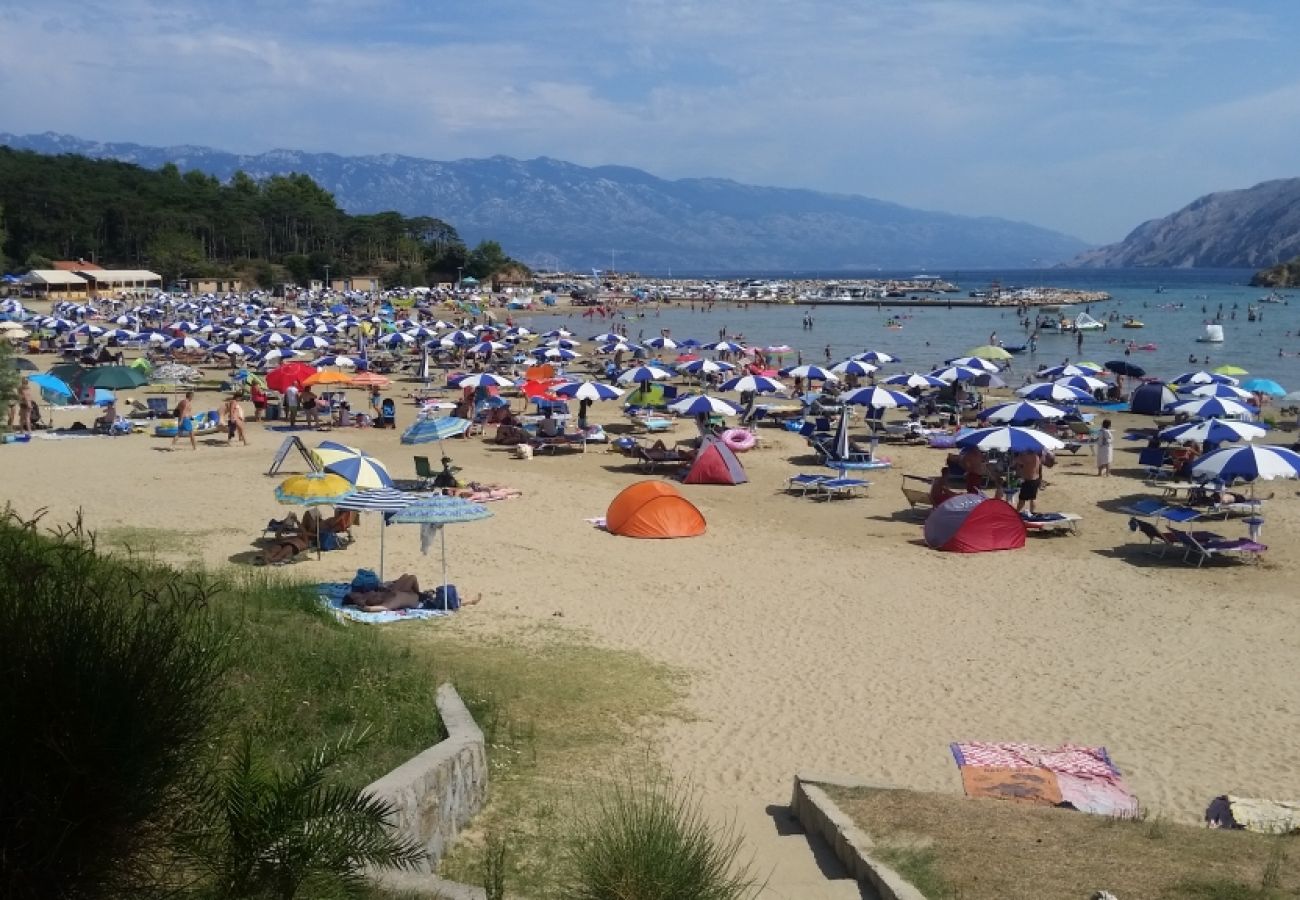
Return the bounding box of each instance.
[1002,344,1027,354]
[1074,312,1105,331]
[1260,291,1284,304]
[1121,317,1144,329]
[1196,323,1225,344]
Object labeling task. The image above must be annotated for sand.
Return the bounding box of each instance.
[7,345,1300,896]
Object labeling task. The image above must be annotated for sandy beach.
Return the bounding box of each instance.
[6,319,1300,896]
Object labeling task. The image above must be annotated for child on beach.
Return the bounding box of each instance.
[1096,418,1113,476]
[223,394,248,446]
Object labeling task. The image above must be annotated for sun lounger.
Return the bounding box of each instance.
[1170,529,1267,567]
[785,473,828,495]
[901,474,935,516]
[634,445,692,471]
[815,477,871,500]
[1129,517,1179,556]
[1021,512,1082,534]
[534,434,587,454]
[1121,499,1212,522]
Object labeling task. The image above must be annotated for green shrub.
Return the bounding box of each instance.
[563,778,761,900]
[0,512,229,899]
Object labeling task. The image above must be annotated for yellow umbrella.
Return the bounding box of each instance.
[969,345,1012,360]
[274,472,355,559]
[1213,364,1249,377]
[304,370,354,386]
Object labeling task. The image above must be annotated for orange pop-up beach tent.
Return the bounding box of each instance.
[606,481,706,539]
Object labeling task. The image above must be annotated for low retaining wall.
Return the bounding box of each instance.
[366,683,488,897]
[790,772,928,900]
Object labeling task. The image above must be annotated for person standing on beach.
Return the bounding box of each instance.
[285,383,300,427]
[1013,450,1042,514]
[171,390,197,451]
[1096,418,1113,477]
[223,393,248,446]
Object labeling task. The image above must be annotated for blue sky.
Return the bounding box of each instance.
[3,0,1299,243]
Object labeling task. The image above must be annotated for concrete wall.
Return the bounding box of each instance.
[366,682,488,873]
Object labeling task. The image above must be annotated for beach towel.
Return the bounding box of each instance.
[960,766,1062,807]
[317,582,449,625]
[1206,795,1300,834]
[952,742,1136,816]
[952,742,1121,778]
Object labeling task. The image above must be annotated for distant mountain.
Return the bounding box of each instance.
[1066,178,1300,269]
[0,131,1087,272]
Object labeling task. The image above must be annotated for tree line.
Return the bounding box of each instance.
[0,147,524,287]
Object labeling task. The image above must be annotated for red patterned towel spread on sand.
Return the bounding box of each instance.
[950,742,1138,817]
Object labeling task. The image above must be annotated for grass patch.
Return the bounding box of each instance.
[823,786,1300,900]
[413,624,686,898]
[100,524,196,555]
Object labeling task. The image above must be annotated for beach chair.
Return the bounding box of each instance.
[900,475,935,516]
[815,477,871,501]
[146,397,170,418]
[634,444,692,471]
[1138,446,1172,480]
[786,473,829,495]
[413,455,437,489]
[1021,512,1082,535]
[1128,516,1178,557]
[1169,528,1267,568]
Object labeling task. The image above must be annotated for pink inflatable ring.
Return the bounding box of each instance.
[721,428,756,452]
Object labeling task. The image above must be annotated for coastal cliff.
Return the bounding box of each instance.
[1250,256,1300,287]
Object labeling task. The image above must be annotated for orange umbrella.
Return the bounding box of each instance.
[304,370,354,386]
[350,371,391,388]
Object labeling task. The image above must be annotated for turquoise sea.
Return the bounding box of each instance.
[524,269,1300,388]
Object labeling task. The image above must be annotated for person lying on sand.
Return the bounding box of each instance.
[343,574,483,612]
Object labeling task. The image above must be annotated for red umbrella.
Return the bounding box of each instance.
[266,362,315,393]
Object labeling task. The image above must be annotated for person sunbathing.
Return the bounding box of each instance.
[345,573,423,611]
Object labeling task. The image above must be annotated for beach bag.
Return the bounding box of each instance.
[421,584,460,611]
[318,530,341,552]
[350,568,380,592]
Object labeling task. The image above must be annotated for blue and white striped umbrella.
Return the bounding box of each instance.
[377,331,415,347]
[540,328,573,339]
[1183,382,1253,400]
[643,336,677,349]
[291,335,330,351]
[831,359,879,377]
[780,364,838,382]
[599,341,640,355]
[705,340,746,353]
[72,323,105,336]
[589,332,623,342]
[1054,374,1108,392]
[106,329,138,342]
[313,441,394,489]
[977,400,1067,424]
[1017,382,1093,403]
[854,350,900,364]
[1038,363,1102,379]
[172,320,202,333]
[470,340,508,355]
[258,347,302,364]
[165,336,209,350]
[668,394,739,417]
[219,342,252,356]
[677,358,733,376]
[534,346,580,360]
[445,329,479,345]
[553,381,623,402]
[401,416,471,444]
[1191,445,1300,482]
[315,354,360,369]
[545,338,582,349]
[278,315,306,330]
[839,386,915,409]
[254,331,290,346]
[955,426,1065,453]
[454,372,515,388]
[928,365,984,383]
[945,355,1000,373]
[617,365,673,384]
[390,495,494,595]
[1160,418,1267,445]
[882,372,946,389]
[719,374,787,394]
[1168,396,1254,419]
[334,486,416,580]
[1170,370,1237,386]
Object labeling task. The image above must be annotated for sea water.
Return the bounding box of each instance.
[523,269,1300,388]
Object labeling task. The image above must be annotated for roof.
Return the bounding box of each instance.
[78,269,162,283]
[23,270,88,285]
[52,260,102,270]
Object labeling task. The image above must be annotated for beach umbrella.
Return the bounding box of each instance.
[780,364,838,382]
[831,359,879,377]
[389,495,493,598]
[77,366,149,390]
[401,416,471,444]
[254,331,290,346]
[677,358,732,377]
[377,331,415,348]
[598,341,640,355]
[1169,397,1254,419]
[956,426,1065,453]
[968,345,1012,361]
[540,328,572,339]
[10,357,38,372]
[1160,418,1267,445]
[172,320,201,333]
[265,362,316,392]
[220,342,252,357]
[258,347,302,365]
[839,386,915,409]
[945,355,1000,372]
[1191,445,1300,483]
[978,400,1067,424]
[929,365,983,383]
[333,487,416,581]
[705,340,746,353]
[304,370,353,387]
[545,338,582,349]
[617,365,673,384]
[165,336,208,351]
[291,335,330,351]
[1241,378,1286,397]
[315,354,360,369]
[1170,370,1236,386]
[719,374,787,394]
[470,340,508,355]
[72,323,105,337]
[1054,374,1109,392]
[668,394,739,417]
[1213,364,1249,377]
[1017,382,1093,403]
[313,441,394,489]
[855,350,899,364]
[455,372,515,388]
[1183,382,1253,400]
[28,373,73,398]
[445,329,478,345]
[553,381,623,402]
[882,372,946,390]
[643,336,677,349]
[274,472,356,559]
[589,332,622,342]
[350,371,391,388]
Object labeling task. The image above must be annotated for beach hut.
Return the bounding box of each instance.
[606,481,706,539]
[681,436,748,485]
[923,494,1026,553]
[1130,382,1177,415]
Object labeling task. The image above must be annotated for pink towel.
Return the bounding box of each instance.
[953,742,1120,779]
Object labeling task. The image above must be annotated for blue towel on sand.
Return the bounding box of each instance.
[317,582,449,624]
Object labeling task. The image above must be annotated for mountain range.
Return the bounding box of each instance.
[0,131,1087,272]
[1066,178,1300,269]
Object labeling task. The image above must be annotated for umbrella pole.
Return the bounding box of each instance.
[441,525,449,598]
[379,516,385,582]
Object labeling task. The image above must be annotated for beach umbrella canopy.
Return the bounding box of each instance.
[1171,370,1236,386]
[77,366,149,390]
[553,381,623,402]
[705,340,746,353]
[1017,382,1093,403]
[350,371,390,388]
[968,345,1013,361]
[454,372,515,388]
[929,365,983,383]
[589,332,622,342]
[882,372,945,389]
[668,394,739,417]
[389,495,493,596]
[978,400,1067,424]
[1241,378,1286,397]
[1213,364,1249,377]
[1100,360,1144,377]
[401,415,471,444]
[291,335,330,351]
[470,340,508,355]
[254,331,289,346]
[315,354,360,369]
[259,347,302,365]
[10,357,38,372]
[28,373,73,397]
[831,359,879,377]
[265,362,316,392]
[1054,374,1109,392]
[855,350,899,364]
[780,364,838,382]
[1160,418,1267,445]
[165,336,208,351]
[313,441,394,489]
[304,370,353,387]
[333,486,416,581]
[532,346,579,360]
[617,365,673,384]
[377,331,416,347]
[1169,396,1254,419]
[220,342,252,357]
[1182,382,1253,400]
[598,341,640,355]
[955,426,1065,453]
[839,386,915,409]
[643,336,677,349]
[677,358,732,376]
[275,472,355,506]
[945,355,1000,372]
[1191,445,1300,482]
[71,323,105,336]
[719,374,787,394]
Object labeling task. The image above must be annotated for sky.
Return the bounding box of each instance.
[2,0,1299,244]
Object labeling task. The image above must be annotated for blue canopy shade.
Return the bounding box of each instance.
[401,416,470,444]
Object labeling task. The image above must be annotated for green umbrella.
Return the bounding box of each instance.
[78,366,150,390]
